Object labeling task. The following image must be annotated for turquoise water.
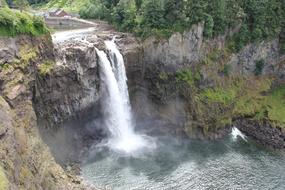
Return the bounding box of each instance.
[82,135,285,190]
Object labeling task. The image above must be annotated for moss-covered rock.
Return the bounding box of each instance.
[0,165,8,190]
[0,35,95,190]
[135,25,285,143]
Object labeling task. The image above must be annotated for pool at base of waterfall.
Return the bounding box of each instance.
[81,134,285,190]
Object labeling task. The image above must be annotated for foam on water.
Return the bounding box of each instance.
[52,27,95,43]
[231,127,247,141]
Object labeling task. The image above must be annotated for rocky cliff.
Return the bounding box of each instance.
[0,35,95,189]
[131,23,285,147]
[0,22,284,189]
[31,23,285,149]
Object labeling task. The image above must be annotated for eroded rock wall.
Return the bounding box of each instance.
[0,36,94,189]
[35,41,100,127]
[130,23,285,141]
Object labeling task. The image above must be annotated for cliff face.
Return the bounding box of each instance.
[0,23,284,189]
[0,36,94,190]
[35,41,100,127]
[129,23,285,147]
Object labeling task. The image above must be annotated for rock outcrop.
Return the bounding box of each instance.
[1,20,284,190]
[0,35,95,189]
[131,23,285,143]
[234,119,285,149]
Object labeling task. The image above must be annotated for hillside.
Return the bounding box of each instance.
[34,0,89,12]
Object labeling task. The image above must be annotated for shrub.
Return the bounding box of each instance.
[203,13,214,38]
[176,69,194,86]
[0,8,49,37]
[79,1,109,20]
[222,64,231,76]
[254,59,265,76]
[201,87,236,105]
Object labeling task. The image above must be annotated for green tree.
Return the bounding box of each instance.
[112,0,137,31]
[13,0,29,11]
[203,13,214,37]
[141,0,165,29]
[209,0,227,35]
[163,0,184,25]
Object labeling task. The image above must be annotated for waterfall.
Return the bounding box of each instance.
[96,40,153,155]
[231,127,247,142]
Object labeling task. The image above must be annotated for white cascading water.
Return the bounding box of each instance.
[96,40,152,155]
[231,127,247,142]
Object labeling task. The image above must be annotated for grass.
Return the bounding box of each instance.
[233,78,271,116]
[35,0,90,13]
[211,77,285,126]
[201,87,237,105]
[193,75,285,127]
[234,85,285,125]
[0,166,8,190]
[263,86,285,124]
[0,8,49,37]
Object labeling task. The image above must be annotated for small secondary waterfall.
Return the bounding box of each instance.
[96,40,152,154]
[231,127,247,141]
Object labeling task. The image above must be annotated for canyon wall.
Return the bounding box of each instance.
[129,23,285,147]
[0,36,94,189]
[1,23,284,189]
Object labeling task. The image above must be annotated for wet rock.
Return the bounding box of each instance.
[0,35,96,190]
[234,119,285,149]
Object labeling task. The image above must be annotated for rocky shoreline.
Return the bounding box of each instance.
[234,119,285,149]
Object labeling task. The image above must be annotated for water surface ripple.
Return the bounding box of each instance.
[82,136,285,190]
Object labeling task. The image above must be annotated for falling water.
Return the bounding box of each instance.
[95,40,153,155]
[231,127,247,141]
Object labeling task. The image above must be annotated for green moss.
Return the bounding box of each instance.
[212,77,285,126]
[194,75,285,128]
[265,86,285,124]
[38,60,55,76]
[0,8,49,37]
[201,87,237,105]
[234,85,285,126]
[0,63,9,70]
[159,71,169,80]
[233,78,271,116]
[0,166,8,190]
[19,45,37,68]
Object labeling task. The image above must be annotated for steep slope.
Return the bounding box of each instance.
[0,35,95,189]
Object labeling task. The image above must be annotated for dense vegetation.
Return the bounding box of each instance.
[29,0,89,12]
[78,0,284,48]
[0,8,49,36]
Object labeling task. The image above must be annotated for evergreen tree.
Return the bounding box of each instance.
[141,0,165,29]
[163,0,184,25]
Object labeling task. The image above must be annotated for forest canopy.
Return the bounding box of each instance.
[78,0,284,52]
[3,0,285,51]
